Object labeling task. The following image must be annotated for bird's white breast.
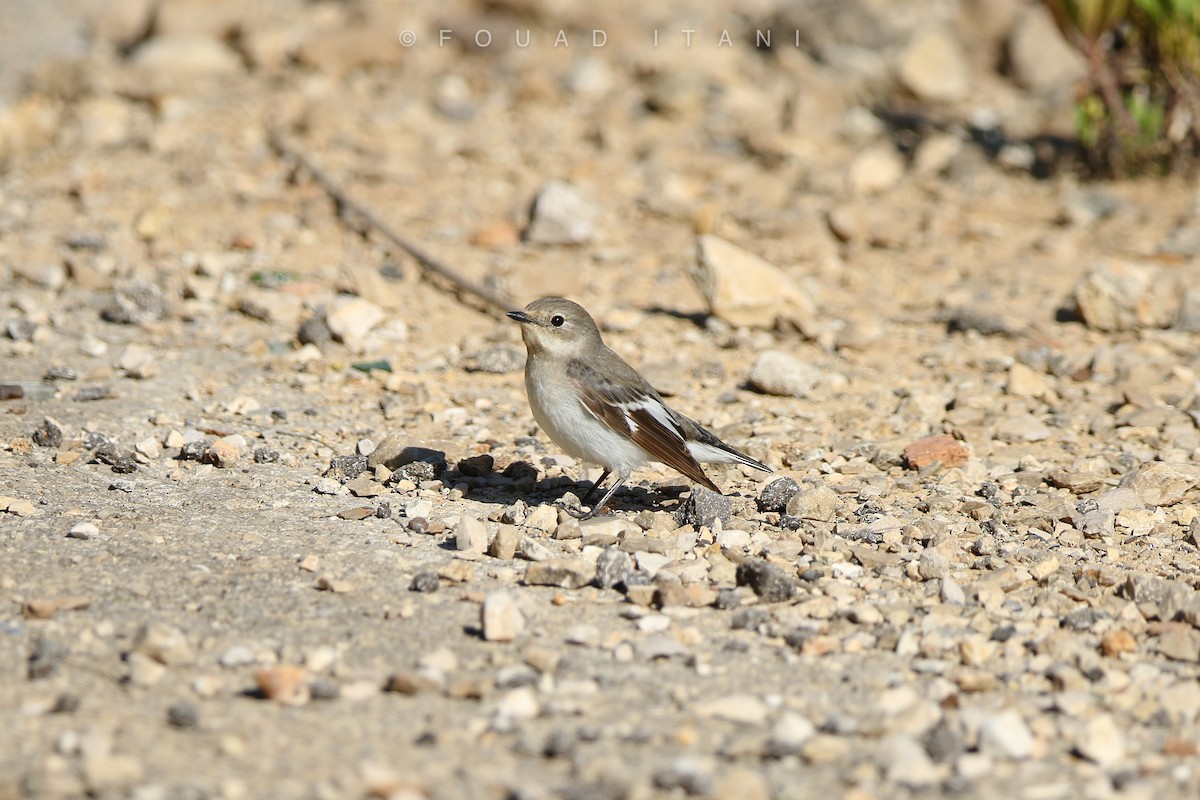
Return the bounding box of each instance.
[524,359,648,474]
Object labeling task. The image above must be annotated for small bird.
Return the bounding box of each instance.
[508,297,771,518]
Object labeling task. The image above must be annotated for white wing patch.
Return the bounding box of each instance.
[616,394,683,444]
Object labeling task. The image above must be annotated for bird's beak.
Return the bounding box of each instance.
[507,311,536,325]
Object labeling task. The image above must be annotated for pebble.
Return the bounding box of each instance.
[517,536,555,562]
[481,592,524,642]
[784,483,839,522]
[488,525,520,560]
[903,434,969,470]
[524,180,596,245]
[255,665,309,705]
[898,26,969,102]
[594,547,633,589]
[207,434,247,468]
[747,351,823,398]
[676,488,732,529]
[1072,262,1167,332]
[114,344,158,379]
[454,516,490,554]
[218,644,256,668]
[524,558,595,589]
[979,709,1035,760]
[652,757,712,796]
[1122,462,1200,506]
[325,296,385,350]
[691,235,817,332]
[523,504,558,534]
[408,571,439,593]
[765,712,816,757]
[847,143,905,195]
[28,637,70,680]
[881,734,942,788]
[1075,714,1125,768]
[133,621,194,666]
[1007,4,1087,91]
[735,559,798,602]
[757,476,800,512]
[166,702,200,729]
[68,521,99,540]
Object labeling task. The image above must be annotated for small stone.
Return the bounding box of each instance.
[384,670,442,695]
[1121,462,1200,507]
[676,487,732,528]
[1157,628,1200,662]
[1007,4,1087,91]
[100,282,165,325]
[457,454,494,477]
[748,351,823,398]
[694,693,768,726]
[207,434,247,468]
[898,26,969,102]
[133,621,194,666]
[1100,629,1136,657]
[916,549,950,581]
[1072,261,1169,332]
[218,645,256,668]
[31,417,65,448]
[166,702,200,729]
[114,344,158,379]
[847,143,905,195]
[903,434,969,470]
[1029,555,1060,581]
[757,476,800,512]
[594,547,633,590]
[802,734,851,764]
[736,559,798,603]
[993,412,1051,443]
[325,297,385,351]
[126,651,167,687]
[409,571,440,593]
[525,558,595,589]
[691,235,817,332]
[367,439,446,473]
[979,710,1035,760]
[765,713,816,757]
[344,478,382,498]
[784,483,839,522]
[517,536,555,561]
[523,504,558,533]
[28,637,69,680]
[652,757,712,796]
[489,525,520,560]
[881,734,941,788]
[482,592,524,642]
[525,180,596,245]
[68,522,99,540]
[255,665,309,705]
[297,314,331,347]
[713,767,770,800]
[1075,714,1125,768]
[327,454,369,482]
[83,754,144,794]
[454,516,490,554]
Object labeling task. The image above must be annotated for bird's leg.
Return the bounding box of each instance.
[579,472,628,520]
[579,469,611,504]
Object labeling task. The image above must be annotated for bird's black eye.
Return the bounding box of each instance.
[550,315,565,327]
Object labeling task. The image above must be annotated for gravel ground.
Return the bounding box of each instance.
[4,1,1200,799]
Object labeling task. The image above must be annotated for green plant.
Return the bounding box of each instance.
[1044,0,1200,174]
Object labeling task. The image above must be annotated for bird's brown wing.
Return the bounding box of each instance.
[567,359,720,493]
